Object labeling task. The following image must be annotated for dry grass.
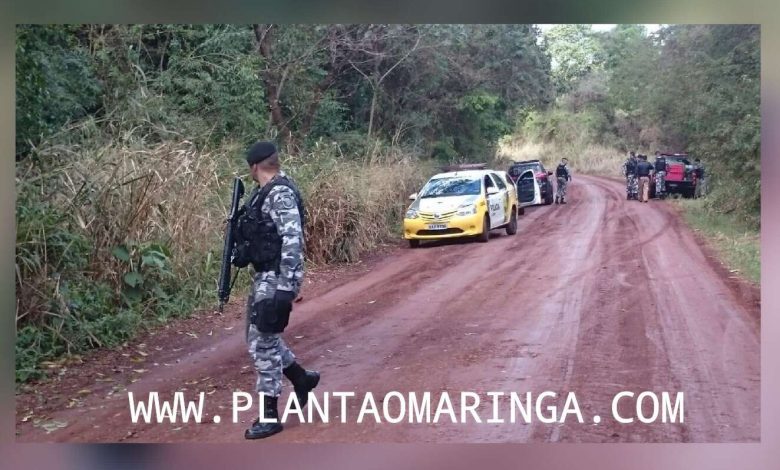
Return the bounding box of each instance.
[287,142,432,266]
[21,140,222,279]
[16,139,226,328]
[497,137,626,177]
[16,135,433,328]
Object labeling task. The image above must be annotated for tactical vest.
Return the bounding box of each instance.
[233,175,305,273]
[556,164,568,178]
[626,158,637,174]
[655,158,666,172]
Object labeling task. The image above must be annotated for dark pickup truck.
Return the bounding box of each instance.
[507,160,554,205]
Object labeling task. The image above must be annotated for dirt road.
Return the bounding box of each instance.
[16,175,760,443]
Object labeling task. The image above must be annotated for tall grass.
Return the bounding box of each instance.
[16,130,431,381]
[496,137,626,177]
[287,141,432,265]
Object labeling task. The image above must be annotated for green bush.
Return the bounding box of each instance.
[16,25,101,157]
[430,138,458,162]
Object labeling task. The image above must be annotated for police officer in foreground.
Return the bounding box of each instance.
[622,151,638,200]
[635,154,654,203]
[236,141,320,440]
[653,151,667,199]
[554,157,572,204]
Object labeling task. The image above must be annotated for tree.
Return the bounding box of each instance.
[543,24,602,95]
[15,25,101,158]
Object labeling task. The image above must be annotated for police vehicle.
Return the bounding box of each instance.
[403,169,519,248]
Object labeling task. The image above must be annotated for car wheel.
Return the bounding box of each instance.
[505,209,518,235]
[544,189,554,205]
[518,206,526,215]
[478,214,490,243]
[408,239,420,249]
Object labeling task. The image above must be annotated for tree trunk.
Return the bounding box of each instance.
[367,84,378,140]
[253,24,289,143]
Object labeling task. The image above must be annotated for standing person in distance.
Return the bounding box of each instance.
[694,158,707,197]
[635,154,654,203]
[653,151,667,199]
[554,157,572,204]
[622,151,639,200]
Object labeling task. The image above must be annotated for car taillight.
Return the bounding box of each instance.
[535,172,546,179]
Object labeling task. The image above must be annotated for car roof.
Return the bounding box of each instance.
[510,160,541,165]
[431,169,500,179]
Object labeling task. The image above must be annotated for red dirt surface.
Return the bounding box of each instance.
[15,175,760,443]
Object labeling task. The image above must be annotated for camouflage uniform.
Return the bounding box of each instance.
[556,176,568,199]
[245,170,304,398]
[622,158,638,199]
[555,163,571,202]
[695,161,707,197]
[654,170,666,196]
[653,155,666,198]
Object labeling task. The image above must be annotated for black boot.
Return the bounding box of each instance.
[561,197,566,204]
[245,396,283,440]
[283,362,320,409]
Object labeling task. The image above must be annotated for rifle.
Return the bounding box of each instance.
[217,176,245,312]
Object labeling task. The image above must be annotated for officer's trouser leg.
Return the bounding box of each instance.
[655,171,665,196]
[248,326,297,397]
[557,177,567,199]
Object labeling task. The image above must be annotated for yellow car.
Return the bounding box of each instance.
[403,169,519,248]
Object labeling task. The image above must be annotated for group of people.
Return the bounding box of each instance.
[622,151,661,203]
[622,150,707,202]
[622,151,678,203]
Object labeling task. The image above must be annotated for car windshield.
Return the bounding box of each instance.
[419,177,481,198]
[509,163,540,176]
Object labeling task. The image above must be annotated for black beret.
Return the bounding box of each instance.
[246,141,277,165]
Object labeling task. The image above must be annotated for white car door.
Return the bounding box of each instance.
[516,169,538,206]
[485,174,505,228]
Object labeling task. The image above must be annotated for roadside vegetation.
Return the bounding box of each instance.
[15,24,551,381]
[500,24,760,283]
[675,199,760,284]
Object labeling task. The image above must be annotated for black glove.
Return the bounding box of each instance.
[231,241,252,268]
[272,289,296,317]
[252,290,295,333]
